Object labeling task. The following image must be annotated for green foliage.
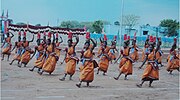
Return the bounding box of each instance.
[16,22,26,25]
[114,21,120,26]
[35,24,41,26]
[59,20,107,33]
[80,22,94,33]
[60,21,82,28]
[159,19,179,37]
[92,20,104,33]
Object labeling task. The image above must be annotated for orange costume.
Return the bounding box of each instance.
[142,50,159,81]
[55,42,61,58]
[108,36,117,61]
[79,49,94,82]
[20,40,32,65]
[108,49,116,61]
[65,46,78,75]
[20,47,34,65]
[155,50,163,65]
[98,46,110,73]
[2,37,12,55]
[166,50,179,72]
[119,47,133,75]
[97,42,103,55]
[60,32,79,81]
[142,39,149,62]
[13,41,23,61]
[131,44,139,61]
[41,44,58,74]
[34,44,45,69]
[142,45,148,62]
[114,34,133,80]
[136,36,159,88]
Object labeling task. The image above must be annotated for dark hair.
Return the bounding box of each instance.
[68,39,72,43]
[6,33,10,37]
[36,39,40,45]
[85,41,90,46]
[103,41,107,46]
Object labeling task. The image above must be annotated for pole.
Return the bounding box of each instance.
[119,0,124,50]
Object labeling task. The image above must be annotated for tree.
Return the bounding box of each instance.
[80,22,94,33]
[60,21,82,28]
[114,14,140,34]
[159,19,179,37]
[35,24,41,26]
[59,20,108,33]
[16,22,26,25]
[114,21,120,26]
[122,14,140,29]
[92,20,103,33]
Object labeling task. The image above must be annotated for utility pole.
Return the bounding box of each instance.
[119,0,124,49]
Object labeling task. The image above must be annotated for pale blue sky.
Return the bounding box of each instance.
[1,0,179,26]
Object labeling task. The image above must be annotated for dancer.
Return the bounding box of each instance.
[131,35,139,62]
[97,34,115,75]
[38,32,59,75]
[59,32,79,81]
[97,37,104,55]
[108,36,118,64]
[29,32,46,72]
[137,36,159,87]
[166,38,179,74]
[141,35,149,62]
[9,31,22,65]
[155,37,163,67]
[114,34,134,80]
[1,32,14,61]
[55,33,63,60]
[18,31,34,67]
[76,32,97,88]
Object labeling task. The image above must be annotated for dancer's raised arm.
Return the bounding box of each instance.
[73,36,79,47]
[29,34,34,42]
[90,38,97,51]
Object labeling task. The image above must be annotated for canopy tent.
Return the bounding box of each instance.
[8,24,86,35]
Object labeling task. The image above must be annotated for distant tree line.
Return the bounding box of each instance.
[159,19,179,37]
[60,20,110,33]
[13,16,179,36]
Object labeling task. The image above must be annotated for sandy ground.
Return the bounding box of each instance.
[1,50,179,100]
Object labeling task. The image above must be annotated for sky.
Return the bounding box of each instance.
[1,0,179,27]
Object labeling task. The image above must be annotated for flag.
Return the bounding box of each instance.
[6,10,8,18]
[102,28,105,34]
[0,10,4,19]
[27,22,29,30]
[134,32,136,37]
[1,20,5,33]
[1,10,4,17]
[4,20,9,34]
[83,26,87,31]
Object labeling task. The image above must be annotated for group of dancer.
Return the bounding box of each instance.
[1,29,179,88]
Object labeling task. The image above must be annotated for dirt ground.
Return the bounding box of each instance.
[1,50,179,100]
